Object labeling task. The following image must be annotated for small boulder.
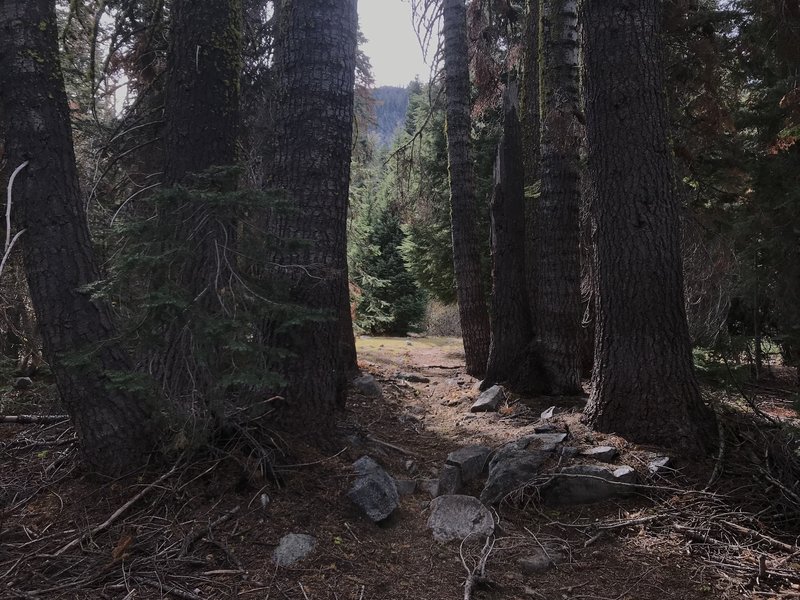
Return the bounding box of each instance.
[480,447,550,505]
[13,377,32,390]
[437,463,463,496]
[347,456,399,522]
[418,478,439,497]
[648,456,673,475]
[427,495,495,542]
[394,479,416,496]
[446,445,492,482]
[559,446,579,459]
[353,375,382,398]
[272,533,316,567]
[542,464,637,505]
[470,385,505,413]
[520,432,568,452]
[580,446,618,463]
[518,548,561,575]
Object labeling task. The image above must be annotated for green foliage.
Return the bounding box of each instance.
[349,170,426,336]
[92,167,304,404]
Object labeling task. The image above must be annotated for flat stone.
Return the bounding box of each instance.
[534,423,558,433]
[272,533,316,567]
[480,448,550,505]
[427,495,495,542]
[446,446,492,482]
[518,432,568,452]
[613,465,637,483]
[470,385,505,412]
[418,478,439,497]
[542,464,638,505]
[580,446,618,463]
[540,406,564,420]
[394,479,416,495]
[437,463,463,496]
[648,456,673,475]
[559,446,579,459]
[518,549,561,575]
[353,375,382,398]
[347,456,399,522]
[396,372,430,383]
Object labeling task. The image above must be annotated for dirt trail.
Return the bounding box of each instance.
[1,336,796,599]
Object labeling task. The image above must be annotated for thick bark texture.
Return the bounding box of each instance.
[442,0,491,378]
[485,83,539,391]
[0,0,160,474]
[521,0,541,308]
[533,0,582,394]
[157,0,242,414]
[582,0,714,453]
[263,0,358,430]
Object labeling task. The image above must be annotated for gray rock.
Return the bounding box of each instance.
[437,463,463,496]
[480,448,550,505]
[272,533,316,567]
[470,385,505,412]
[580,445,618,462]
[394,479,417,495]
[540,406,564,420]
[396,372,430,383]
[559,446,579,459]
[427,495,495,542]
[418,478,439,497]
[534,423,558,433]
[13,377,32,390]
[542,464,638,505]
[648,456,673,475]
[446,445,492,482]
[353,375,382,398]
[613,465,637,483]
[347,456,399,521]
[518,549,561,575]
[517,432,568,452]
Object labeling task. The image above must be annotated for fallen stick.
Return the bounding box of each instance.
[1,415,69,424]
[366,435,417,456]
[720,520,799,553]
[54,464,178,556]
[180,505,240,557]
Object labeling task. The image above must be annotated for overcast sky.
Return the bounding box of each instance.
[358,0,437,88]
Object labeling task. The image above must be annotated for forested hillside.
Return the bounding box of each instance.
[0,1,798,599]
[369,85,411,147]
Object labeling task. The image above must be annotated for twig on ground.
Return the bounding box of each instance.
[460,535,495,600]
[54,464,179,556]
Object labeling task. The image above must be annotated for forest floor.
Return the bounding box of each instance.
[1,337,799,600]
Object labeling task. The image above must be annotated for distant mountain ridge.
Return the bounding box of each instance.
[370,86,410,148]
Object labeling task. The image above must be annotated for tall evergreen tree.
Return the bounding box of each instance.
[262,0,358,430]
[581,0,714,453]
[441,0,491,378]
[0,0,161,474]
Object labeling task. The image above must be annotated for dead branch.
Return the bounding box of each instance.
[0,415,69,425]
[180,505,241,557]
[460,535,495,600]
[54,464,179,556]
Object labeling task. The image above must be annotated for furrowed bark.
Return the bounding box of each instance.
[442,0,491,378]
[0,0,161,474]
[581,0,714,454]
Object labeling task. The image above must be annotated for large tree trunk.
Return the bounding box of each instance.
[262,0,358,430]
[0,0,161,474]
[485,83,539,392]
[156,0,242,417]
[521,0,541,308]
[581,0,714,454]
[442,0,491,378]
[532,0,582,394]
